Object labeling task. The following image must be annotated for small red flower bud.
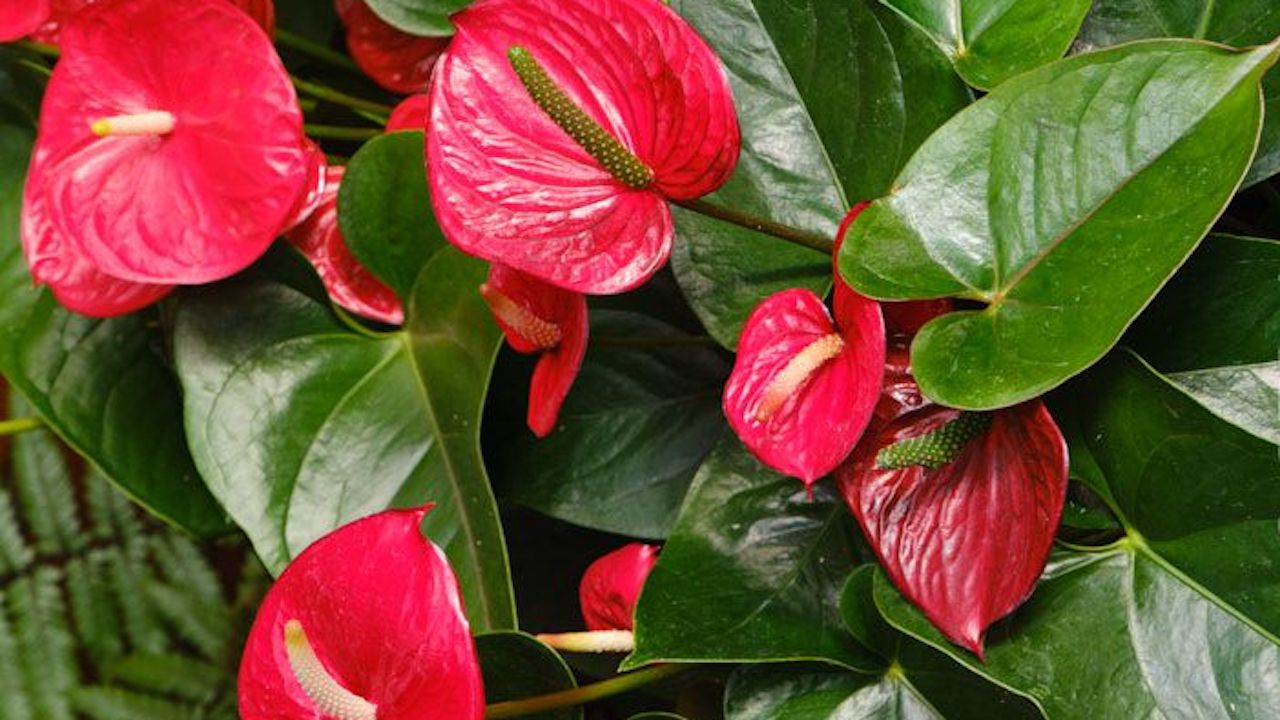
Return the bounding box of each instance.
[335,0,448,95]
[579,543,659,632]
[386,94,431,133]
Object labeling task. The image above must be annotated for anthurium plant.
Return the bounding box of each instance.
[0,0,1277,717]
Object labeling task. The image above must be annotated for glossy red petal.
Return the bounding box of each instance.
[428,0,739,294]
[336,0,448,95]
[32,0,273,44]
[838,402,1068,656]
[26,0,306,286]
[482,264,588,436]
[724,288,884,486]
[386,94,431,132]
[286,166,405,325]
[579,543,659,631]
[873,345,929,428]
[0,0,49,41]
[282,138,330,233]
[238,507,485,720]
[882,299,954,339]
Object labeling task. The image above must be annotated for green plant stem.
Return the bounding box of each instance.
[675,198,834,255]
[485,664,685,719]
[0,417,44,437]
[592,334,718,348]
[274,28,360,72]
[290,75,392,119]
[12,40,59,59]
[304,123,381,141]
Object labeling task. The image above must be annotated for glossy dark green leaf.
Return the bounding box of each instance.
[0,118,228,538]
[363,0,467,36]
[668,0,969,348]
[499,311,729,539]
[1076,0,1280,185]
[477,632,581,720]
[1128,235,1279,443]
[624,437,876,672]
[338,131,446,302]
[841,40,1279,409]
[881,0,1092,89]
[877,352,1280,719]
[174,247,515,631]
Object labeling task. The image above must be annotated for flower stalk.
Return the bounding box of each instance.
[674,198,834,254]
[484,664,685,719]
[0,417,44,437]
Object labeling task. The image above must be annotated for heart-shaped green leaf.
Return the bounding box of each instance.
[174,246,515,632]
[624,436,876,672]
[477,632,581,720]
[668,0,969,348]
[1076,0,1280,185]
[878,352,1280,718]
[498,311,730,539]
[363,0,467,36]
[881,0,1093,89]
[841,39,1280,409]
[1127,235,1279,444]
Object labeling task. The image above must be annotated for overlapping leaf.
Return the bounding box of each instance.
[476,632,581,720]
[841,39,1279,409]
[362,0,465,36]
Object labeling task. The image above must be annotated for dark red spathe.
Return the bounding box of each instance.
[580,543,659,632]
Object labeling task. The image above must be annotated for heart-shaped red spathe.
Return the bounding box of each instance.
[238,507,485,720]
[29,0,273,45]
[723,288,885,487]
[23,0,307,287]
[837,400,1068,658]
[286,165,405,325]
[386,94,430,132]
[428,0,740,295]
[481,264,588,437]
[0,0,49,41]
[335,0,448,95]
[580,543,659,632]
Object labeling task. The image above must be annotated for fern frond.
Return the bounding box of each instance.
[103,653,226,704]
[9,567,77,720]
[68,687,202,720]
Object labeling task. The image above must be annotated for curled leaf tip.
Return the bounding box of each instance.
[284,619,379,720]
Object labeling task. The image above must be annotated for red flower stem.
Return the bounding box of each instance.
[304,123,380,141]
[0,417,44,437]
[675,198,834,255]
[290,75,392,119]
[484,664,686,719]
[274,28,361,73]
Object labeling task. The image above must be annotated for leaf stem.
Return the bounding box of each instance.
[674,198,834,255]
[304,123,381,141]
[11,40,59,59]
[0,417,44,437]
[290,75,392,120]
[485,664,685,719]
[274,28,361,72]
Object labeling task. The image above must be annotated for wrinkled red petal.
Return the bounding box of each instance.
[482,264,588,436]
[286,165,405,324]
[0,0,50,41]
[428,0,739,294]
[882,299,954,339]
[31,0,272,44]
[26,0,306,286]
[238,507,486,720]
[723,288,884,486]
[282,138,330,233]
[386,94,431,132]
[335,0,448,95]
[873,345,928,427]
[580,543,659,631]
[838,402,1068,657]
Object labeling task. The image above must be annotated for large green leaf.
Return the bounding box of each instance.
[0,93,228,537]
[668,0,969,348]
[499,311,729,539]
[363,0,467,36]
[337,131,446,302]
[173,247,515,632]
[880,0,1092,89]
[841,39,1279,409]
[624,436,876,672]
[1076,0,1280,185]
[477,632,581,720]
[878,352,1280,719]
[1127,235,1279,444]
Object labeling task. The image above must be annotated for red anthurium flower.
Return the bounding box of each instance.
[386,94,430,132]
[838,400,1068,658]
[239,507,486,720]
[286,165,405,325]
[28,0,273,45]
[480,264,588,437]
[335,0,448,95]
[428,0,740,295]
[22,0,308,293]
[723,286,885,488]
[580,543,659,632]
[0,0,49,41]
